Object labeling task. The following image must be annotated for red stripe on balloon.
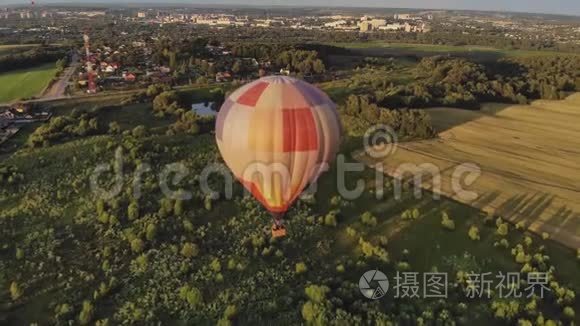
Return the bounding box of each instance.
[237,81,269,107]
[283,108,318,152]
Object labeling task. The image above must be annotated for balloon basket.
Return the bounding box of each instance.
[271,224,287,239]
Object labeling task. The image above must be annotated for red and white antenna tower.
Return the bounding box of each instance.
[83,32,97,94]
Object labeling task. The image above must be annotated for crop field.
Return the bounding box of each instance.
[0,63,56,103]
[358,93,580,249]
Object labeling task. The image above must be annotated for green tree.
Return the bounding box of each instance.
[10,281,22,301]
[145,223,157,241]
[15,248,24,260]
[441,212,455,230]
[78,300,94,325]
[563,306,575,320]
[210,258,222,272]
[181,243,199,258]
[497,223,509,236]
[108,122,121,134]
[360,211,377,226]
[295,262,308,274]
[468,226,480,241]
[179,285,203,307]
[127,201,139,221]
[130,238,145,253]
[131,125,148,139]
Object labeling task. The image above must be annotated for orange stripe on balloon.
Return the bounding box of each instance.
[240,178,290,213]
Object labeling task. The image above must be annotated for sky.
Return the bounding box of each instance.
[1,0,579,16]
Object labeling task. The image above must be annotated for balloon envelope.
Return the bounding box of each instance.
[216,76,341,214]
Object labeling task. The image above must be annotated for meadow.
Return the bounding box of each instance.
[330,41,572,61]
[0,63,57,103]
[358,93,580,250]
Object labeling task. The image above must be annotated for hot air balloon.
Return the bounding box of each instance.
[216,76,341,238]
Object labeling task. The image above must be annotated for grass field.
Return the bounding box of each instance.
[357,93,580,249]
[0,63,57,103]
[331,41,573,60]
[0,44,40,57]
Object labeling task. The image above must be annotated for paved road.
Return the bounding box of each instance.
[43,52,79,99]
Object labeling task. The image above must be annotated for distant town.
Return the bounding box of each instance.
[2,5,580,43]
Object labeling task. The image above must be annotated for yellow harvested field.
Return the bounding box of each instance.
[357,94,580,249]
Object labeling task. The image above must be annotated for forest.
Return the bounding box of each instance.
[327,55,580,111]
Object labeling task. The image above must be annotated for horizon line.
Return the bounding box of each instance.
[1,2,580,19]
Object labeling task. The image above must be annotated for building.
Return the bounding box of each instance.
[359,21,373,32]
[394,14,412,20]
[78,11,106,17]
[137,12,147,18]
[324,20,347,28]
[379,23,404,31]
[370,19,387,29]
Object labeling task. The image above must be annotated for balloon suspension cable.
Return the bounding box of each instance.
[272,212,285,228]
